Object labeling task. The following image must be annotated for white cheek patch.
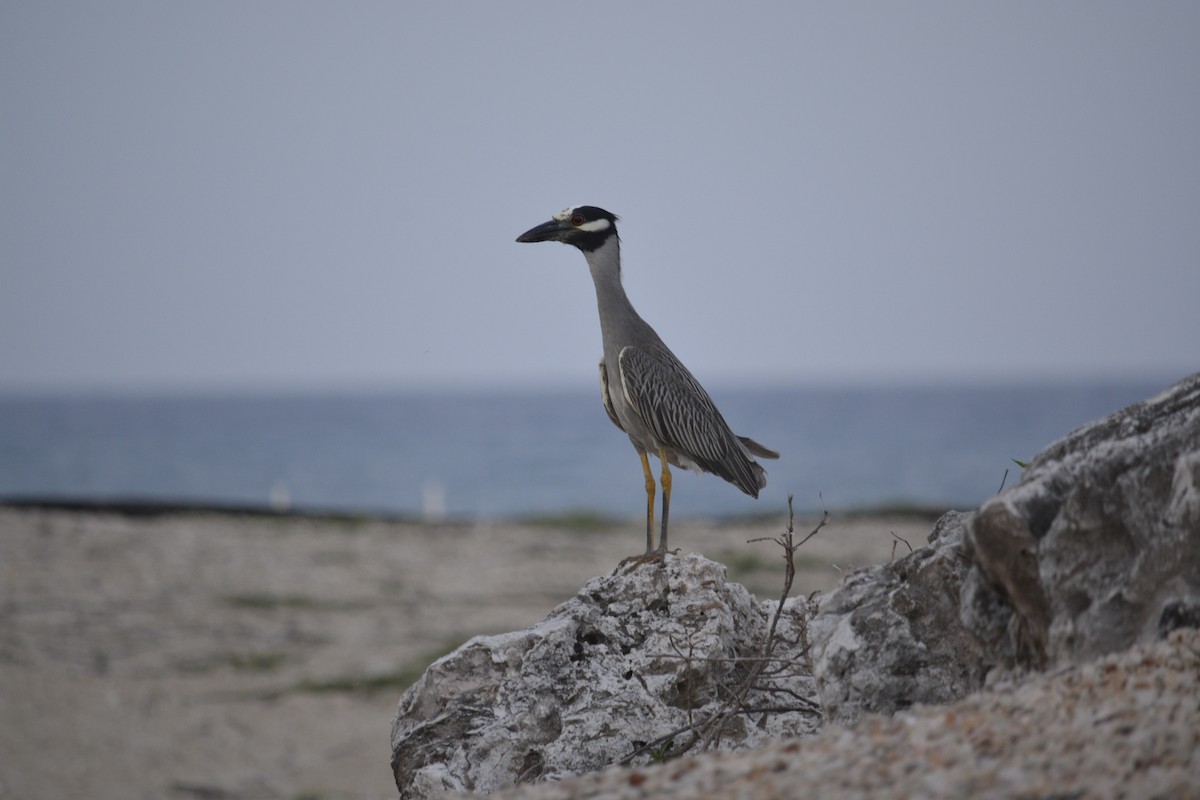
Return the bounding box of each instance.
[578,217,611,233]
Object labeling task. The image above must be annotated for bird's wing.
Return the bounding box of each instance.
[597,357,624,431]
[617,345,764,494]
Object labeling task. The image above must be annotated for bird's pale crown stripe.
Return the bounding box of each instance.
[554,206,612,234]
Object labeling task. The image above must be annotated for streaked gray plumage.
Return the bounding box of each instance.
[517,205,778,556]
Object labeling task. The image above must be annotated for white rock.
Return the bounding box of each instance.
[390,553,820,798]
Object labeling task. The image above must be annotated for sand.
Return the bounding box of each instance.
[0,505,931,800]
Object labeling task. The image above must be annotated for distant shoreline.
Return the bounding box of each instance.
[0,496,420,523]
[0,496,953,525]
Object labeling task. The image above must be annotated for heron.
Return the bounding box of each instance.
[516,205,778,557]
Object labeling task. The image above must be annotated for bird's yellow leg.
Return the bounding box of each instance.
[640,451,656,554]
[658,448,672,554]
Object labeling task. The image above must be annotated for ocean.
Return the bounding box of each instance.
[0,379,1180,520]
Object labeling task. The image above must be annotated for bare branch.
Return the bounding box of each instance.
[633,492,828,763]
[890,530,913,561]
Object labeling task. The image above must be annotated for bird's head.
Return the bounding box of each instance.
[516,206,619,253]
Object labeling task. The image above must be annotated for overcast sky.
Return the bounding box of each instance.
[2,2,1197,393]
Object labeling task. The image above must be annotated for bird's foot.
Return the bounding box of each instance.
[612,547,678,575]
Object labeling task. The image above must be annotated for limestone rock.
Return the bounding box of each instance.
[485,628,1200,800]
[389,553,820,799]
[390,374,1200,796]
[965,372,1200,669]
[809,373,1200,724]
[808,511,987,724]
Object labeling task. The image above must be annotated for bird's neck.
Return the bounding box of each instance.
[583,234,625,297]
[583,235,654,357]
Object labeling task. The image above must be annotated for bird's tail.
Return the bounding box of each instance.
[728,436,777,497]
[738,436,779,460]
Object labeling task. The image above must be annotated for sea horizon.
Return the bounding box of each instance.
[0,373,1190,521]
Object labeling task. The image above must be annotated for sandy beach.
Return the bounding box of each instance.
[0,504,934,800]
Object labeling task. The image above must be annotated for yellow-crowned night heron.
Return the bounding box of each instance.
[516,205,779,556]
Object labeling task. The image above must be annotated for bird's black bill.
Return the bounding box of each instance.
[515,219,568,244]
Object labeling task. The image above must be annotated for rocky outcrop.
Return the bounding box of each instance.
[485,628,1200,800]
[390,372,1200,797]
[807,511,986,724]
[810,373,1200,724]
[390,554,820,798]
[965,372,1200,669]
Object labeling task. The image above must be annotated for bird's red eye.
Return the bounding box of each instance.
[571,214,585,226]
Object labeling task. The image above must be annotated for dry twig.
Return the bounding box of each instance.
[619,494,829,766]
[890,530,913,560]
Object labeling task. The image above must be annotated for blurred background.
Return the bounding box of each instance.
[2,2,1197,520]
[1,7,1198,798]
